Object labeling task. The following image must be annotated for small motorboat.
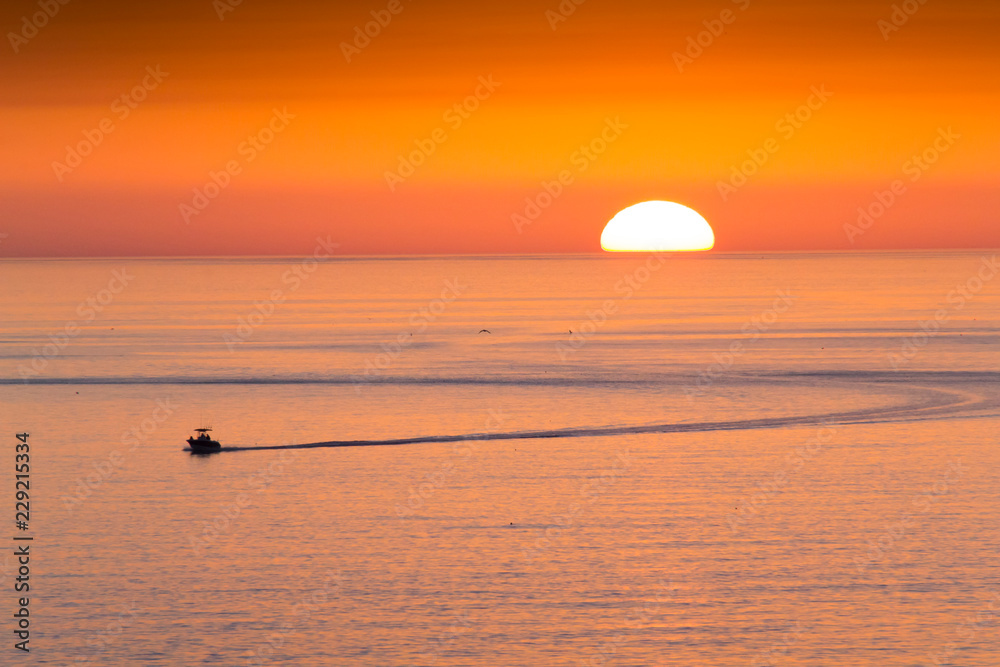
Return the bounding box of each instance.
[187,428,222,454]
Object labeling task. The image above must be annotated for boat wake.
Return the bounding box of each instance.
[216,381,999,454]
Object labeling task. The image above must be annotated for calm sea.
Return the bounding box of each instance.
[1,252,998,666]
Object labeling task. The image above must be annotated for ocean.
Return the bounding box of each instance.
[1,251,998,665]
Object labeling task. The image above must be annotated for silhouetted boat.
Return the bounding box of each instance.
[187,428,221,454]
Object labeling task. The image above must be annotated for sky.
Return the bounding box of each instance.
[1,0,998,256]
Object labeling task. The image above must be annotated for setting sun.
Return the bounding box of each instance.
[5,1,999,664]
[601,201,716,252]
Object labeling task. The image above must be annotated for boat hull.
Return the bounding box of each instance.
[187,437,222,453]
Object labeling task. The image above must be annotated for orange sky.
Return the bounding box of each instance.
[1,0,998,256]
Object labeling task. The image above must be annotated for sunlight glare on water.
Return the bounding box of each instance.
[1,251,998,665]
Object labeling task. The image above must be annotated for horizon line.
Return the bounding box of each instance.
[1,248,999,262]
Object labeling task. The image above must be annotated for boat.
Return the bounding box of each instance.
[187,428,222,454]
